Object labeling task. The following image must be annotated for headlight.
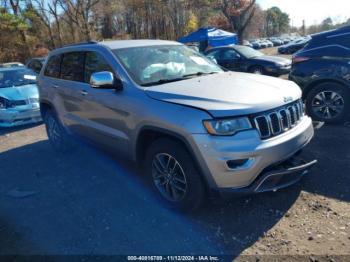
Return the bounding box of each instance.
[0,97,7,109]
[275,62,285,67]
[0,97,13,109]
[203,117,252,136]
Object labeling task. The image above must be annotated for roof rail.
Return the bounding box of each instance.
[62,41,98,48]
[337,25,350,31]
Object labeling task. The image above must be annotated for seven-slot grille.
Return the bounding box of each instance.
[253,99,304,139]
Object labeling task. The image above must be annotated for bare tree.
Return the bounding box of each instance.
[217,0,256,43]
[59,0,100,41]
[32,0,57,48]
[48,0,63,46]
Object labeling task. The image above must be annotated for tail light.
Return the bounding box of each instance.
[292,56,310,64]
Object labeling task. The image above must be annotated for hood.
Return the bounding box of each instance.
[253,55,291,65]
[0,84,39,101]
[145,72,301,118]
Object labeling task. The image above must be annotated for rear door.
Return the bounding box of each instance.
[51,52,87,132]
[71,51,130,154]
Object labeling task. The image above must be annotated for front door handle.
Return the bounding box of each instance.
[79,90,88,96]
[52,84,59,89]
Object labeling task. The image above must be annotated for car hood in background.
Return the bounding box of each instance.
[0,84,39,100]
[252,55,291,65]
[145,72,301,118]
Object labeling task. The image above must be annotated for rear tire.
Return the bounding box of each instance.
[44,109,75,152]
[305,82,350,124]
[144,138,206,212]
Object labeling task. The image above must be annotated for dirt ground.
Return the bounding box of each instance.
[0,120,350,261]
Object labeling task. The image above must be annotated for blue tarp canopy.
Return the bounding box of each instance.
[178,27,238,47]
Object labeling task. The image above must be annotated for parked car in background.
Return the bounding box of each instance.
[0,67,41,127]
[26,57,46,74]
[278,37,310,54]
[250,40,261,49]
[289,26,350,123]
[38,40,316,211]
[0,62,24,68]
[205,45,291,76]
[243,40,253,48]
[258,40,268,49]
[264,40,274,48]
[269,37,284,46]
[281,38,291,44]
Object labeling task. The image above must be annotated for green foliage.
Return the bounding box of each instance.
[184,13,199,34]
[0,8,28,31]
[265,6,290,36]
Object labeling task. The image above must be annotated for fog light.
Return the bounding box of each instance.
[227,159,249,169]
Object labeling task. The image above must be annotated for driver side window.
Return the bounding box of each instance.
[222,49,240,60]
[85,52,114,83]
[207,50,222,61]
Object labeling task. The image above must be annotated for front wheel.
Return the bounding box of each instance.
[144,138,206,212]
[249,66,265,75]
[305,82,349,124]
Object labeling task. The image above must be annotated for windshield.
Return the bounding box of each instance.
[112,45,223,86]
[235,46,264,58]
[0,68,37,88]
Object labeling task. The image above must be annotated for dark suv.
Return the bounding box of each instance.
[289,26,350,123]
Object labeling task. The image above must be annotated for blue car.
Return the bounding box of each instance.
[0,67,41,127]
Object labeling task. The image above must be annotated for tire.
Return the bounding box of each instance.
[144,138,206,212]
[305,82,350,124]
[44,109,75,152]
[249,66,265,75]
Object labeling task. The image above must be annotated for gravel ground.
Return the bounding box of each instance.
[0,122,350,260]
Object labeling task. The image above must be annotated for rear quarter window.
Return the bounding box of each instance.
[44,55,61,78]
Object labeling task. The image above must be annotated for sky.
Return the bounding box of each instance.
[257,0,350,27]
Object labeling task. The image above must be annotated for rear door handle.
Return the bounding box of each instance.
[79,90,88,96]
[52,84,59,89]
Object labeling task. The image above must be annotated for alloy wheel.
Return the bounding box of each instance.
[311,91,345,120]
[151,153,188,202]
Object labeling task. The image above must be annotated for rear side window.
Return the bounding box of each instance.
[84,52,113,83]
[44,55,61,78]
[60,52,85,82]
[222,49,241,60]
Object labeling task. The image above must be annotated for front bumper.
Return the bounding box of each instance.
[219,153,317,196]
[0,106,42,127]
[190,116,314,190]
[266,65,291,75]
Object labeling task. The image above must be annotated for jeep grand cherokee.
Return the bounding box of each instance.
[38,40,316,211]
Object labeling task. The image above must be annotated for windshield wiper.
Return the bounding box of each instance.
[141,77,186,87]
[13,82,35,87]
[141,72,219,87]
[182,71,218,78]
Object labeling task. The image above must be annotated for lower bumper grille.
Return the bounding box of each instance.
[253,99,304,139]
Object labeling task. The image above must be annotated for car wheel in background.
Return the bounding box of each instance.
[249,66,265,75]
[44,109,75,152]
[306,82,350,123]
[144,138,206,212]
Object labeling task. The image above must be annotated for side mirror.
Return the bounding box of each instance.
[90,71,123,90]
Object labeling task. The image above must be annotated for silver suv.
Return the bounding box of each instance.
[38,40,316,211]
